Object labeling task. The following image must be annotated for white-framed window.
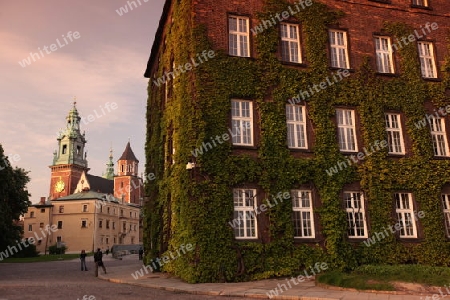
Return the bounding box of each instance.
[394,193,417,238]
[280,23,301,63]
[82,204,88,212]
[344,191,368,238]
[57,221,63,229]
[81,220,87,228]
[429,116,449,157]
[28,224,32,232]
[231,99,253,146]
[329,30,349,69]
[385,113,405,154]
[375,36,394,73]
[336,108,357,151]
[291,190,315,238]
[232,189,257,239]
[418,42,437,78]
[229,16,250,57]
[286,105,307,149]
[441,194,450,238]
[412,0,428,6]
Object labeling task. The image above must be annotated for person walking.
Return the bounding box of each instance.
[138,247,143,260]
[105,247,109,256]
[94,248,106,277]
[80,250,88,271]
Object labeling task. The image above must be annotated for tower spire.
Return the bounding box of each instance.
[103,147,115,180]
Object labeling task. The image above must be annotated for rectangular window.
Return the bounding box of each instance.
[59,206,64,213]
[57,236,62,243]
[375,36,394,73]
[28,224,32,232]
[40,223,44,228]
[291,190,315,238]
[82,204,88,212]
[286,105,307,149]
[232,189,257,239]
[81,220,87,228]
[429,117,449,157]
[394,193,417,238]
[412,0,428,6]
[442,194,450,238]
[418,42,437,78]
[231,100,253,146]
[99,220,103,228]
[280,23,301,63]
[106,220,110,229]
[40,208,45,213]
[113,222,116,230]
[385,113,405,154]
[336,108,357,151]
[344,192,368,238]
[229,16,250,57]
[106,237,109,244]
[329,30,349,69]
[107,207,110,214]
[57,221,63,229]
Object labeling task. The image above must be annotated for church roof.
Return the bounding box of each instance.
[118,142,139,162]
[86,174,114,194]
[54,190,119,202]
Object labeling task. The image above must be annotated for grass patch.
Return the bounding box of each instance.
[317,265,450,291]
[0,253,90,263]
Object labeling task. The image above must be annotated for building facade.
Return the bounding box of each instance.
[24,193,140,254]
[23,104,143,254]
[144,0,450,283]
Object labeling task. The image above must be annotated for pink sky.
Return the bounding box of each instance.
[0,0,165,203]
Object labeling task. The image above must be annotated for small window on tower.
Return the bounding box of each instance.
[62,145,67,154]
[77,146,81,155]
[121,165,124,173]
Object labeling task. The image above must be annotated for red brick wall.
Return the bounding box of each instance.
[193,0,450,72]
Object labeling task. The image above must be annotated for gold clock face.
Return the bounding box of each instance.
[54,178,65,193]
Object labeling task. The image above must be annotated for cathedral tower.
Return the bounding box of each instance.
[114,142,142,205]
[49,102,89,199]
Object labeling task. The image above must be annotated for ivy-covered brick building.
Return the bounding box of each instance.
[143,0,450,283]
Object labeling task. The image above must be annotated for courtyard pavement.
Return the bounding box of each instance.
[99,255,430,299]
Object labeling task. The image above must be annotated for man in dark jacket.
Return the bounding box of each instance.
[94,248,106,277]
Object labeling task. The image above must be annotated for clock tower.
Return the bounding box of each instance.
[49,102,89,199]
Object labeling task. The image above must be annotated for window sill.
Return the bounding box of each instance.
[369,0,391,3]
[329,67,355,73]
[281,61,308,68]
[433,156,450,160]
[340,150,359,154]
[227,54,254,60]
[422,77,441,82]
[294,238,320,243]
[376,72,398,77]
[398,237,423,242]
[232,145,258,150]
[387,153,406,157]
[235,238,259,242]
[410,4,432,10]
[288,147,311,152]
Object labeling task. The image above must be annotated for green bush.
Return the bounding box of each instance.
[15,239,39,258]
[48,243,67,254]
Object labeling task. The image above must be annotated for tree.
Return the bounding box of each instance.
[0,143,31,251]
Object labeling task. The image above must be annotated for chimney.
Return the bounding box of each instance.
[40,197,46,205]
